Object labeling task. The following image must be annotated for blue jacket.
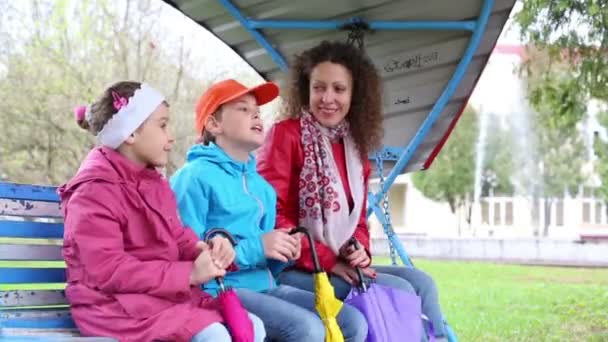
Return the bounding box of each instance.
[170,143,286,294]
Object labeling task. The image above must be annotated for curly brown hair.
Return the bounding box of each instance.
[281,40,384,156]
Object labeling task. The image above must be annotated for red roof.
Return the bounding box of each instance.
[492,44,526,60]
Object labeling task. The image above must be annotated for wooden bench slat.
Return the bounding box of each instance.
[0,221,64,239]
[0,245,63,261]
[0,183,114,339]
[0,332,117,341]
[0,268,66,284]
[0,199,62,218]
[1,314,75,329]
[0,183,60,202]
[0,310,117,341]
[0,309,73,329]
[0,290,68,307]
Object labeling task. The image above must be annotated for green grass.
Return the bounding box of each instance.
[2,258,607,341]
[373,258,608,342]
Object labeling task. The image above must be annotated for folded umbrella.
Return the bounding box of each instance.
[344,238,424,342]
[203,228,254,342]
[290,227,345,342]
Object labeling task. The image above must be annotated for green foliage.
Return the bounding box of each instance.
[515,0,607,199]
[412,107,478,213]
[0,0,219,184]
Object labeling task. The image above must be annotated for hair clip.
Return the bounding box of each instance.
[111,90,128,111]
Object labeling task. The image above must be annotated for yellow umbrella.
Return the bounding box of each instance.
[291,227,345,342]
[314,271,345,342]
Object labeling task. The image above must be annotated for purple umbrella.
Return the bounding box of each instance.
[203,228,254,342]
[344,239,424,342]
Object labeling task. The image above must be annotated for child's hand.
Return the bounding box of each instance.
[262,230,299,262]
[278,227,301,261]
[209,236,235,269]
[291,232,302,261]
[195,241,209,252]
[189,249,226,286]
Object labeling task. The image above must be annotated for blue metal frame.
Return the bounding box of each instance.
[367,0,495,218]
[218,0,481,73]
[217,0,289,72]
[248,18,476,31]
[217,1,495,341]
[368,192,414,267]
[374,146,405,162]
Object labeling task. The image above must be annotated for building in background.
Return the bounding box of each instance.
[369,44,608,242]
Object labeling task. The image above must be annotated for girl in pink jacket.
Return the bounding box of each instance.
[59,81,265,342]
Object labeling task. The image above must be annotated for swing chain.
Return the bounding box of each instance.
[343,18,369,50]
[374,152,398,265]
[345,20,397,264]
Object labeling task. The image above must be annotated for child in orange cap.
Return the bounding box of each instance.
[171,79,368,341]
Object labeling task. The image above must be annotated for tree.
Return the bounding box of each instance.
[412,107,478,216]
[0,0,217,184]
[530,74,587,235]
[594,108,608,200]
[515,0,607,202]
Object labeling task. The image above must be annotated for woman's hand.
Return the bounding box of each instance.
[331,261,376,286]
[340,241,371,268]
[331,261,359,285]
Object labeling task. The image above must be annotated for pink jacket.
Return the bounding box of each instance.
[58,147,222,342]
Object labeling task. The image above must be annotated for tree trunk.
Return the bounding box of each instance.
[543,198,552,237]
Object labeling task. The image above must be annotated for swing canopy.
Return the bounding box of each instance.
[162,2,518,340]
[163,0,517,180]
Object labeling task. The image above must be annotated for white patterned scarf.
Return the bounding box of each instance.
[298,110,364,254]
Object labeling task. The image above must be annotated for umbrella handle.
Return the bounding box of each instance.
[347,238,368,292]
[203,228,237,246]
[289,227,322,273]
[201,228,237,292]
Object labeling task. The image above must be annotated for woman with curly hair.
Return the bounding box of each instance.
[257,40,447,341]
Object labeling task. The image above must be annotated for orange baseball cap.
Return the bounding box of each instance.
[195,79,279,134]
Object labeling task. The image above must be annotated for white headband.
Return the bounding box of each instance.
[96,83,165,149]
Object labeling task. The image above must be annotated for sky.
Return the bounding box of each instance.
[9,0,592,131]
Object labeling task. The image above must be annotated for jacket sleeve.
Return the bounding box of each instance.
[352,159,372,267]
[162,185,202,261]
[171,167,266,270]
[65,183,193,299]
[260,186,295,275]
[257,123,300,229]
[257,122,339,272]
[296,235,339,272]
[174,222,202,261]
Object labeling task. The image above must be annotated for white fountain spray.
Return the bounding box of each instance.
[469,46,538,234]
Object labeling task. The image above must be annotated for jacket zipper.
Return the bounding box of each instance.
[241,172,264,228]
[242,172,273,288]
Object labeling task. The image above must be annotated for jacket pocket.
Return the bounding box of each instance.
[114,293,175,318]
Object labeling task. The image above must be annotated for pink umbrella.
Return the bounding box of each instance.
[203,228,254,342]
